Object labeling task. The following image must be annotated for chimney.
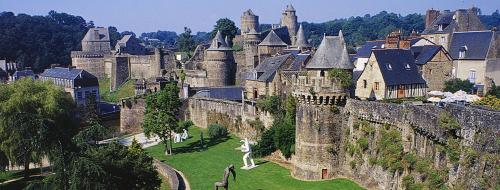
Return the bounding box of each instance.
[50,64,59,69]
[425,9,440,29]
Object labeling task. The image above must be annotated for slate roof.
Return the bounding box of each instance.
[285,4,295,12]
[422,9,485,34]
[410,45,443,65]
[260,27,292,45]
[13,70,34,78]
[40,67,98,87]
[449,31,493,60]
[356,41,385,58]
[192,87,243,102]
[259,30,287,46]
[285,54,310,71]
[207,30,232,51]
[83,27,110,42]
[294,24,310,48]
[306,32,354,69]
[371,49,426,86]
[252,54,291,82]
[422,11,456,34]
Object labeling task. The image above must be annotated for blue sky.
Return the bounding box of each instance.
[1,0,499,34]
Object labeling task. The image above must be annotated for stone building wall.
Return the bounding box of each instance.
[203,51,236,87]
[422,50,453,91]
[111,56,130,91]
[234,51,246,85]
[71,51,107,79]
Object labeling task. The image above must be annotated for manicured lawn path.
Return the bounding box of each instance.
[146,127,364,190]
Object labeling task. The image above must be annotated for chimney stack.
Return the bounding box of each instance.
[425,9,440,29]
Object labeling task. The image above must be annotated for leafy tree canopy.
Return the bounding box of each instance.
[210,18,239,40]
[444,79,474,93]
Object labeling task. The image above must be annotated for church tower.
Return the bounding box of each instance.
[280,4,299,45]
[203,31,236,86]
[241,9,259,35]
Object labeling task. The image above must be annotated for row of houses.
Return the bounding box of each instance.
[237,7,498,101]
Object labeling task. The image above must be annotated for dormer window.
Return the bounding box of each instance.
[405,64,411,70]
[459,45,467,59]
[387,64,392,70]
[438,24,443,31]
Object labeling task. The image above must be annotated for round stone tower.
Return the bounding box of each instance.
[280,4,298,43]
[203,31,235,86]
[243,28,261,69]
[241,9,259,35]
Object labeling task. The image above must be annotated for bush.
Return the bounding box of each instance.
[253,127,276,157]
[273,122,295,158]
[207,124,228,139]
[357,137,369,151]
[474,95,500,110]
[444,78,474,93]
[350,160,357,169]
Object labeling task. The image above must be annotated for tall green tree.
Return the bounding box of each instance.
[142,82,181,155]
[177,27,195,53]
[0,78,77,178]
[210,18,238,45]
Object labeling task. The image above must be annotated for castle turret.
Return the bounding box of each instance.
[244,28,261,70]
[281,4,298,45]
[203,31,236,86]
[292,24,311,50]
[258,30,287,63]
[292,31,354,180]
[241,9,259,35]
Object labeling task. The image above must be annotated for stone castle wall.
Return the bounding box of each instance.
[119,97,145,134]
[234,51,246,85]
[292,99,499,189]
[111,57,130,91]
[71,53,107,79]
[187,97,273,140]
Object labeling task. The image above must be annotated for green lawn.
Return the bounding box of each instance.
[146,127,363,190]
[99,78,135,103]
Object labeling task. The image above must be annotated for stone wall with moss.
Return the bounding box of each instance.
[291,99,499,190]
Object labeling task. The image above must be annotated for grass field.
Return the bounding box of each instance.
[146,127,363,190]
[99,78,135,103]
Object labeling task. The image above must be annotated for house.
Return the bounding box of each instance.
[354,40,385,71]
[422,8,485,50]
[12,69,35,81]
[245,54,293,100]
[411,45,453,91]
[39,67,99,106]
[356,49,427,100]
[449,30,500,94]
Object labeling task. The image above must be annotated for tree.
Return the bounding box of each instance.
[0,78,77,178]
[142,82,181,155]
[177,27,195,53]
[444,79,474,93]
[210,18,238,45]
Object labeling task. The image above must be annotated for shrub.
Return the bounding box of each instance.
[273,122,295,158]
[415,158,431,174]
[474,95,500,110]
[376,128,404,172]
[402,153,417,170]
[446,138,461,164]
[438,113,460,134]
[444,78,474,93]
[328,68,353,88]
[207,124,228,139]
[357,137,369,151]
[253,127,276,157]
[350,160,357,169]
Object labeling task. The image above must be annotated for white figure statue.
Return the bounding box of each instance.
[174,133,182,143]
[181,129,188,140]
[240,138,256,169]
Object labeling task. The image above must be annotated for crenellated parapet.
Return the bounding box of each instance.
[70,50,108,58]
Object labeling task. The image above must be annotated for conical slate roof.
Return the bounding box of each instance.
[208,30,232,51]
[306,30,354,69]
[285,4,295,12]
[294,24,310,48]
[259,30,287,46]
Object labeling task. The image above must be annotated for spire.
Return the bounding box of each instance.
[208,30,231,51]
[294,24,310,48]
[285,4,295,12]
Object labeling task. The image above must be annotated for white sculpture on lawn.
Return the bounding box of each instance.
[174,132,182,143]
[240,138,256,169]
[181,129,188,140]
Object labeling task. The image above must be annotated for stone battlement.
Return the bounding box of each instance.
[70,51,108,58]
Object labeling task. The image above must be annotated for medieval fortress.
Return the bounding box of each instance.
[71,4,499,190]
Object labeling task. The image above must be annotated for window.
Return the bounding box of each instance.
[430,36,434,42]
[459,45,467,59]
[438,24,443,31]
[468,70,476,83]
[440,36,446,45]
[363,80,367,88]
[320,70,325,77]
[405,64,411,70]
[387,64,393,70]
[374,82,380,90]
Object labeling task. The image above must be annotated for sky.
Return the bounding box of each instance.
[1,0,499,34]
